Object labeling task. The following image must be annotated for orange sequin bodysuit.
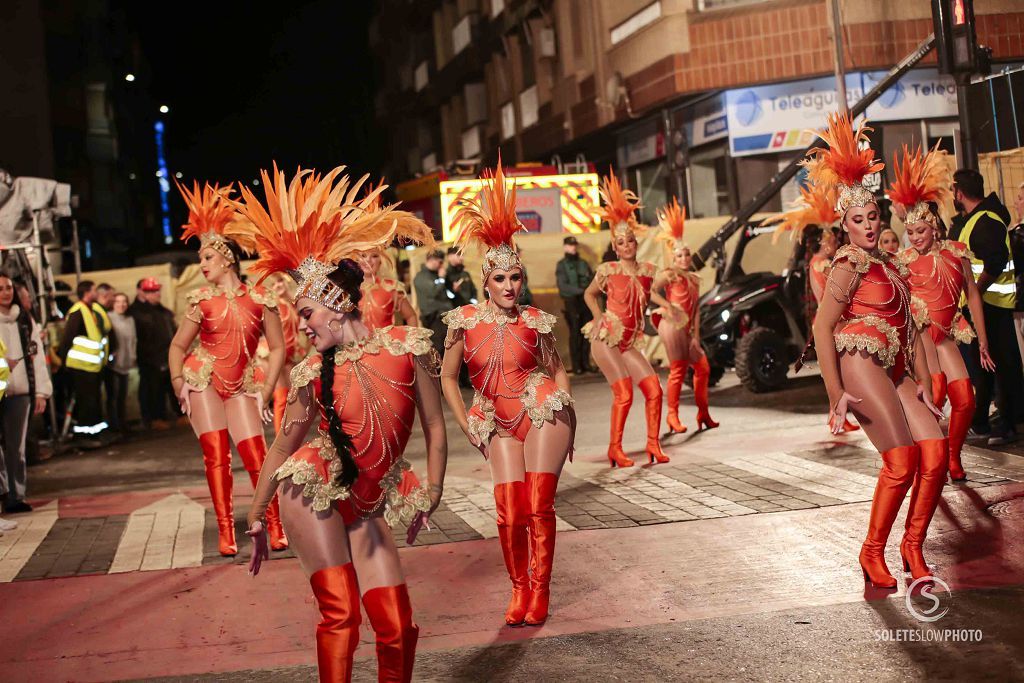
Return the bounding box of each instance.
[183,285,276,398]
[273,326,436,526]
[901,241,976,345]
[358,277,410,331]
[443,304,572,445]
[584,261,658,352]
[809,254,830,303]
[830,245,914,381]
[653,269,700,331]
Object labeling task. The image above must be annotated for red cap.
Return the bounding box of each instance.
[140,277,162,292]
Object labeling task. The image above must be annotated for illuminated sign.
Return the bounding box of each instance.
[154,120,172,245]
[439,173,600,242]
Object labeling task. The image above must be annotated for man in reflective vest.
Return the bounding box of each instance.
[951,169,1023,446]
[58,280,109,445]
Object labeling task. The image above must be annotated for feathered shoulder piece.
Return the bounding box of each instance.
[802,112,883,215]
[887,143,951,227]
[176,181,255,261]
[766,185,840,243]
[597,172,643,238]
[231,164,425,313]
[656,198,687,252]
[452,156,525,281]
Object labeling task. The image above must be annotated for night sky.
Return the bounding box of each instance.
[121,1,382,188]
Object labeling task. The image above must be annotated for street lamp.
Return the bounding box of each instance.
[159,105,170,113]
[125,73,136,82]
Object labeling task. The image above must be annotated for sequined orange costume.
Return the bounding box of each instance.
[585,261,657,352]
[902,241,975,346]
[359,277,411,330]
[274,326,435,526]
[445,304,571,444]
[809,253,830,300]
[183,284,276,398]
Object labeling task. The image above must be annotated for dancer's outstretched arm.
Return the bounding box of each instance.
[168,316,201,414]
[260,308,286,407]
[813,262,858,432]
[440,339,474,442]
[414,360,447,513]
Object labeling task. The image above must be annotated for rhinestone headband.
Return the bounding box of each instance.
[611,221,635,239]
[481,243,523,282]
[199,232,237,263]
[288,256,354,313]
[837,183,876,215]
[904,202,936,227]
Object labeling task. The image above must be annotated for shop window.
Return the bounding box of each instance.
[627,161,668,225]
[501,101,516,140]
[519,86,539,129]
[688,144,732,219]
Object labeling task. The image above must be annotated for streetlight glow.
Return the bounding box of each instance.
[159,105,169,113]
[125,73,136,82]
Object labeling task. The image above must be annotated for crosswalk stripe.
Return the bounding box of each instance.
[110,493,205,574]
[0,501,59,583]
[727,453,876,503]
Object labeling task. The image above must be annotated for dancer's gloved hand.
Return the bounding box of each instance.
[176,380,200,416]
[587,315,603,343]
[916,383,945,419]
[248,388,274,424]
[979,343,996,372]
[464,429,487,457]
[829,391,862,435]
[246,520,269,576]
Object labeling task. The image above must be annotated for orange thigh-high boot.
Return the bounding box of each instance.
[638,375,670,464]
[931,372,948,411]
[236,435,289,550]
[692,356,719,430]
[494,480,531,626]
[273,386,288,434]
[607,378,635,468]
[665,360,689,435]
[362,584,419,683]
[860,444,921,588]
[199,430,236,556]
[524,471,558,626]
[946,378,975,482]
[310,564,361,683]
[901,438,949,581]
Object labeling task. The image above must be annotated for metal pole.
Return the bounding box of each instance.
[71,218,83,284]
[956,74,978,170]
[831,0,848,114]
[30,212,48,326]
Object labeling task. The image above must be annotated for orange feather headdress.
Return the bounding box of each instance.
[597,172,643,238]
[802,112,884,216]
[765,185,840,243]
[175,181,255,262]
[231,164,431,313]
[452,156,525,281]
[887,143,951,227]
[656,198,687,254]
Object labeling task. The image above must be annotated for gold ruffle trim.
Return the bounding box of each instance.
[523,372,574,428]
[835,314,901,369]
[583,309,625,347]
[467,391,497,445]
[287,355,323,402]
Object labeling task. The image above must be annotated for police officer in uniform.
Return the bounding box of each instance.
[950,169,1022,445]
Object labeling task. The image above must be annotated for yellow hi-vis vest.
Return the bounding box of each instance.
[961,210,1017,309]
[0,338,9,399]
[65,301,109,372]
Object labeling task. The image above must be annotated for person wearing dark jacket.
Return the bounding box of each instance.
[1011,181,1024,370]
[127,277,181,430]
[444,246,478,306]
[556,235,595,374]
[58,280,109,443]
[949,170,1023,445]
[414,250,454,362]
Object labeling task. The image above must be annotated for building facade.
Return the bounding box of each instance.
[370,0,1024,229]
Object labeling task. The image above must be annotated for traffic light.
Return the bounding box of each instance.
[932,0,986,75]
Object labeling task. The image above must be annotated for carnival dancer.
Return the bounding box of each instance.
[770,185,859,433]
[168,182,288,555]
[240,166,446,683]
[440,160,575,627]
[582,174,670,466]
[649,199,717,435]
[808,113,946,585]
[889,144,995,482]
[265,273,309,434]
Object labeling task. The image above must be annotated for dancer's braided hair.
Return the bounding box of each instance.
[318,259,365,488]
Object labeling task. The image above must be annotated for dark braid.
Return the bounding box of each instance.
[320,349,359,488]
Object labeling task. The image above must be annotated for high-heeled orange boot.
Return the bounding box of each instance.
[607,378,635,468]
[199,429,236,556]
[237,435,289,551]
[665,360,689,434]
[363,584,419,682]
[947,378,974,482]
[524,472,558,626]
[638,375,670,464]
[859,444,920,588]
[273,385,288,434]
[931,372,948,411]
[494,481,531,625]
[693,356,719,430]
[901,438,948,581]
[310,563,361,683]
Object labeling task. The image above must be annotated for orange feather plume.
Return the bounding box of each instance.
[887,143,951,213]
[656,198,686,247]
[596,171,642,229]
[765,185,840,243]
[803,112,884,190]
[175,181,256,253]
[452,156,524,254]
[231,164,421,282]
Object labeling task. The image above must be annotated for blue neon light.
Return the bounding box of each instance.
[154,120,173,244]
